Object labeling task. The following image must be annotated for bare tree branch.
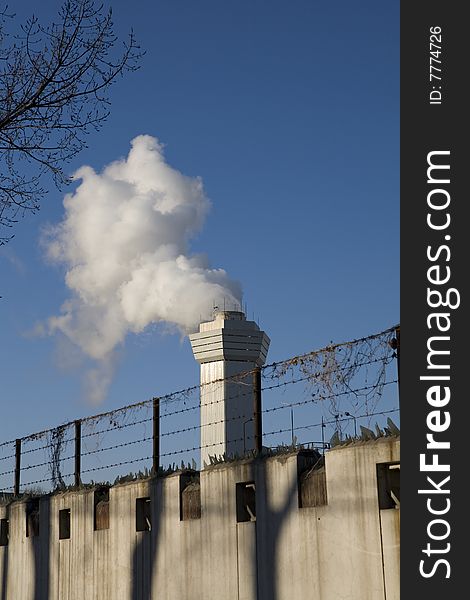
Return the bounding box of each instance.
[0,0,143,244]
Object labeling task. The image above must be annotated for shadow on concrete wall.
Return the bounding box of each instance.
[1,505,9,600]
[131,479,163,600]
[31,496,51,600]
[1,497,51,600]
[2,461,303,600]
[255,459,301,600]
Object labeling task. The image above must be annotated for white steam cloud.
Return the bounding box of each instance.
[43,135,241,398]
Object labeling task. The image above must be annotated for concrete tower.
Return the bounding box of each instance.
[189,310,270,466]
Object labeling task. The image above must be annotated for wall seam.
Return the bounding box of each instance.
[378,509,388,600]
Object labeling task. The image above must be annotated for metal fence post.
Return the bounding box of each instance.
[396,325,401,403]
[74,420,81,487]
[153,397,160,475]
[392,325,400,409]
[253,367,262,454]
[14,438,21,496]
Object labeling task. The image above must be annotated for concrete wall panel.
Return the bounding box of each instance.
[0,439,400,600]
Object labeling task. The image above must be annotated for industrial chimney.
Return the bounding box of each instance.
[189,311,270,466]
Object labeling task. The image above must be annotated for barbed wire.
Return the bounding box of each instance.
[0,468,15,477]
[21,473,75,488]
[0,379,397,481]
[157,379,397,439]
[263,407,400,438]
[0,452,15,462]
[0,455,75,478]
[21,437,75,455]
[75,405,400,474]
[2,325,397,448]
[81,416,152,440]
[1,354,388,463]
[75,352,392,438]
[0,325,399,493]
[81,436,153,458]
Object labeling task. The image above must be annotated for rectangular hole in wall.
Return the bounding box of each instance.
[236,481,256,523]
[94,487,110,531]
[0,519,8,546]
[26,498,40,538]
[299,456,328,508]
[136,497,151,532]
[180,475,201,521]
[377,462,400,509]
[59,509,71,540]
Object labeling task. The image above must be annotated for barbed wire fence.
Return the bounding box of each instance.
[0,325,400,496]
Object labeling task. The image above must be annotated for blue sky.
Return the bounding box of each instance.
[0,0,399,445]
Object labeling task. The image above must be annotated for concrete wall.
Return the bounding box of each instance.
[0,437,400,600]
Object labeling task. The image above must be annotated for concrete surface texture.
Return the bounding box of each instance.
[0,438,400,600]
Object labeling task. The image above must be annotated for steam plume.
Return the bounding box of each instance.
[44,135,241,395]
